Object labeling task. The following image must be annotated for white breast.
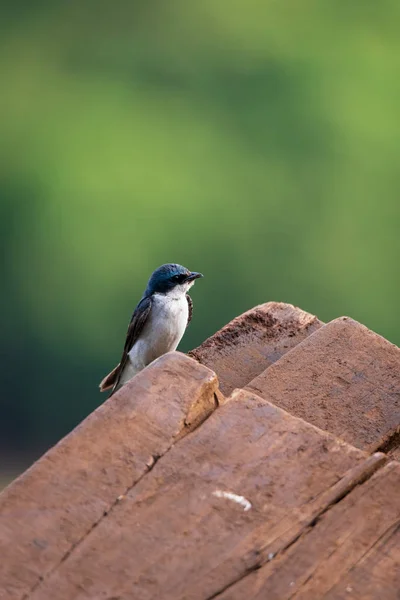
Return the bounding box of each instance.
[127,292,189,373]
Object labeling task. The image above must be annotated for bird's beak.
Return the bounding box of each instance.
[186,271,203,282]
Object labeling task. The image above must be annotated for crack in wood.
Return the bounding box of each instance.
[207,452,387,600]
[21,400,220,600]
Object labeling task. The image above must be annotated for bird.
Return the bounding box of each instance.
[99,263,203,396]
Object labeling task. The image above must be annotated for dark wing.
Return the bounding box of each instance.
[186,294,193,325]
[100,296,152,395]
[121,296,153,357]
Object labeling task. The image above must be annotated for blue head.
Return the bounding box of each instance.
[144,263,203,296]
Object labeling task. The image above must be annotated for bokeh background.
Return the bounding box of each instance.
[1,0,399,487]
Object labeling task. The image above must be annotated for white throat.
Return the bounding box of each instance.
[165,281,194,299]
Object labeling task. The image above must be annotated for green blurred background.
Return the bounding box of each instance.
[1,0,399,487]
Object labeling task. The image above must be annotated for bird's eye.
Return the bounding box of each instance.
[173,274,181,281]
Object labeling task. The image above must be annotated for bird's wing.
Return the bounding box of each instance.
[121,296,153,357]
[186,294,193,325]
[99,296,153,394]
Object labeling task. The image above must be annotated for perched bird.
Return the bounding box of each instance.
[100,263,203,396]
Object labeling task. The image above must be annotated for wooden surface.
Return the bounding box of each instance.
[1,308,399,600]
[189,302,322,395]
[24,390,384,600]
[247,317,400,451]
[0,353,218,600]
[217,461,400,599]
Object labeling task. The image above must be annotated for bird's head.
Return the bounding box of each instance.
[145,263,203,297]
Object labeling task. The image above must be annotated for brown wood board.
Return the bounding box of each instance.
[247,317,400,451]
[216,461,400,599]
[26,390,384,600]
[189,302,322,395]
[0,352,219,600]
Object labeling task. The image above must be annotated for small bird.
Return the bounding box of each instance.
[100,263,203,396]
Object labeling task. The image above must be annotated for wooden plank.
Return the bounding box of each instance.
[216,461,400,600]
[189,302,322,395]
[388,446,400,461]
[0,353,219,600]
[25,389,382,600]
[247,317,400,451]
[324,522,400,600]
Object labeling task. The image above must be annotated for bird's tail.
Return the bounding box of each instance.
[99,364,120,392]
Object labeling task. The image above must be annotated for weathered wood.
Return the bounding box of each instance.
[374,424,400,462]
[247,317,400,451]
[26,390,380,600]
[0,352,218,600]
[388,446,400,461]
[189,302,322,395]
[217,461,400,599]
